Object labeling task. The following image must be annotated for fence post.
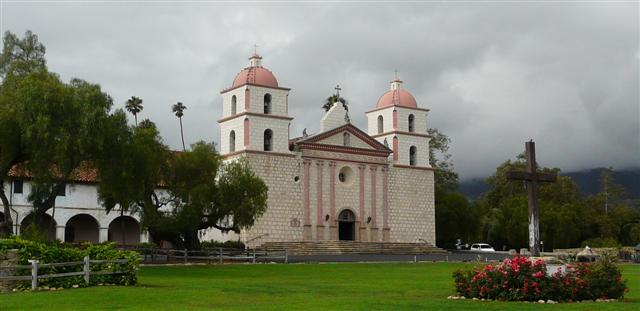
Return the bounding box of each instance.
[83,256,90,285]
[285,249,288,264]
[413,255,417,263]
[219,248,223,264]
[28,259,38,290]
[252,249,256,264]
[184,249,188,264]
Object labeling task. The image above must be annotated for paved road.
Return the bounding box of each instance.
[287,251,513,263]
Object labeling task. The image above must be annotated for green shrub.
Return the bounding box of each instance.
[581,237,621,248]
[0,237,139,290]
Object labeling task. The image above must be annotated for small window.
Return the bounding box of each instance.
[13,180,23,194]
[264,129,273,151]
[377,115,384,134]
[343,132,350,147]
[264,93,272,114]
[229,130,236,152]
[409,146,417,166]
[408,114,415,132]
[231,95,237,115]
[57,184,66,197]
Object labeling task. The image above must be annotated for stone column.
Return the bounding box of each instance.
[302,159,312,240]
[382,166,390,242]
[315,161,325,240]
[99,227,109,243]
[56,225,65,241]
[358,164,367,242]
[370,165,379,242]
[329,161,338,240]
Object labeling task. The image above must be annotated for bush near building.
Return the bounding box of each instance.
[0,237,139,289]
[453,256,627,302]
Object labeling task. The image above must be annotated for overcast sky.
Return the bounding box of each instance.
[2,1,638,179]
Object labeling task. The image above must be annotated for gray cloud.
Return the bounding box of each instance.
[3,2,638,179]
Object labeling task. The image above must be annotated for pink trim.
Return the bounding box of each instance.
[392,136,398,162]
[370,166,377,227]
[358,165,366,223]
[303,160,311,226]
[392,109,398,130]
[329,162,336,222]
[244,88,250,111]
[365,105,430,114]
[316,161,324,225]
[243,118,250,148]
[382,166,389,229]
[218,112,293,123]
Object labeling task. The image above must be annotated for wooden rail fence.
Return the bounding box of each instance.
[0,257,132,290]
[132,248,288,264]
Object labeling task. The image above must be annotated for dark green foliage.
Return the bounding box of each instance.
[322,94,348,112]
[0,237,139,289]
[200,240,245,249]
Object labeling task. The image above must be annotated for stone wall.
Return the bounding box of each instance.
[388,166,435,245]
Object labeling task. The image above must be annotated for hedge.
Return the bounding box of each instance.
[0,237,139,290]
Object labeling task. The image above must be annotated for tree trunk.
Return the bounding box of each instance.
[179,117,185,151]
[134,114,138,126]
[0,188,13,237]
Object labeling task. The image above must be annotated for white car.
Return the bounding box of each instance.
[470,243,495,252]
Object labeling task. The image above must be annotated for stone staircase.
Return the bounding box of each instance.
[259,241,447,256]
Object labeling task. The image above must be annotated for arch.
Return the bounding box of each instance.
[65,214,100,243]
[263,129,273,151]
[229,130,236,153]
[408,114,415,132]
[338,209,356,241]
[343,132,351,147]
[409,146,417,166]
[263,93,272,114]
[377,115,384,134]
[20,213,57,240]
[231,95,237,115]
[108,216,141,245]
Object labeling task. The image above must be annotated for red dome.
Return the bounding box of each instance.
[376,88,418,109]
[232,67,279,88]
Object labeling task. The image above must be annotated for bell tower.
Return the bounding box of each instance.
[219,53,293,155]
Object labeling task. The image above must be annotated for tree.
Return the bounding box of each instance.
[322,94,348,112]
[97,121,268,249]
[428,128,459,194]
[0,30,46,78]
[0,30,48,236]
[172,102,187,151]
[125,96,143,126]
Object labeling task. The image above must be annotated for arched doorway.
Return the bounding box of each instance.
[108,216,140,245]
[20,213,57,240]
[65,214,100,243]
[338,210,356,241]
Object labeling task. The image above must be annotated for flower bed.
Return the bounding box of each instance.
[453,255,627,302]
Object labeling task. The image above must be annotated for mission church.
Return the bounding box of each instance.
[218,53,435,248]
[1,52,436,248]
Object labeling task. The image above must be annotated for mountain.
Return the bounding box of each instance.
[458,167,640,200]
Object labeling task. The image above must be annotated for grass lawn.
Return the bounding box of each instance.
[1,263,638,310]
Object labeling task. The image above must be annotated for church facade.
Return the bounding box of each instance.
[218,54,436,248]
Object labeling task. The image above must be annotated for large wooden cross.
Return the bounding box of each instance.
[506,140,557,257]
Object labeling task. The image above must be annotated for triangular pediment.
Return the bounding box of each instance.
[296,123,391,152]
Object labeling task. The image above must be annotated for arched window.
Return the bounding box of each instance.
[343,132,351,147]
[408,114,415,132]
[264,129,273,151]
[229,130,236,152]
[264,93,272,114]
[231,95,237,115]
[409,146,417,166]
[377,115,384,134]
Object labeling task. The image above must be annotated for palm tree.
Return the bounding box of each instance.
[322,94,348,112]
[172,102,187,151]
[125,96,143,126]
